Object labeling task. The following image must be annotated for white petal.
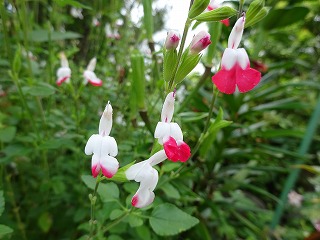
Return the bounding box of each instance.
[84,134,101,155]
[125,160,149,180]
[100,155,119,178]
[132,186,155,208]
[100,136,118,157]
[148,150,167,166]
[140,167,158,191]
[170,123,183,141]
[57,67,71,78]
[99,102,113,136]
[236,48,250,70]
[87,57,97,72]
[221,48,237,70]
[154,122,170,144]
[161,92,175,123]
[228,16,245,49]
[84,70,101,85]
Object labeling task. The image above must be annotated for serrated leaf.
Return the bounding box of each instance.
[195,6,237,22]
[149,203,199,236]
[0,225,13,237]
[0,127,16,143]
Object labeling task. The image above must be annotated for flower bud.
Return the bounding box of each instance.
[99,101,113,136]
[165,31,180,50]
[228,15,245,49]
[190,31,212,54]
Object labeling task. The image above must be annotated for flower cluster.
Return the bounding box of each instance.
[85,102,119,178]
[56,54,102,87]
[212,15,261,94]
[125,92,191,208]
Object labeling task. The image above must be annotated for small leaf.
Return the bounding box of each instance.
[23,83,55,97]
[110,209,124,220]
[188,0,210,19]
[161,183,180,199]
[245,7,270,28]
[163,49,178,82]
[0,127,16,143]
[245,0,264,27]
[175,51,201,84]
[149,203,199,236]
[128,215,143,227]
[195,6,237,22]
[0,225,13,237]
[37,212,52,233]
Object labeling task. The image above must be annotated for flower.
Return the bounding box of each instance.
[126,150,167,208]
[207,1,230,26]
[154,92,191,162]
[70,7,83,19]
[83,57,103,86]
[288,190,303,207]
[56,52,71,86]
[212,15,261,94]
[190,31,212,54]
[165,30,180,50]
[85,102,119,178]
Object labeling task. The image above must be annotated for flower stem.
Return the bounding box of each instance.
[88,174,101,239]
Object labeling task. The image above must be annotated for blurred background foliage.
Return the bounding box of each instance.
[0,0,319,239]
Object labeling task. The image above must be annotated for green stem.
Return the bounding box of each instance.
[270,94,320,230]
[237,0,245,19]
[102,212,130,233]
[89,174,101,239]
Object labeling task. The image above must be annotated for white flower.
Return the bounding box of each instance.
[83,57,103,86]
[56,53,71,86]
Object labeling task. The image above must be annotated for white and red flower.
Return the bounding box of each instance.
[56,53,71,86]
[125,150,167,208]
[207,0,230,26]
[165,30,180,50]
[190,31,212,55]
[85,102,119,178]
[83,57,103,86]
[212,15,261,94]
[154,92,191,162]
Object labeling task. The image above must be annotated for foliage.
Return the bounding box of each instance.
[0,0,319,239]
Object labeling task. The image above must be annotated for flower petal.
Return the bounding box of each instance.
[163,137,179,162]
[99,102,113,136]
[221,48,237,70]
[132,187,155,208]
[148,150,167,166]
[154,122,170,144]
[220,18,230,27]
[84,70,102,86]
[170,123,183,141]
[228,16,245,49]
[100,155,119,178]
[236,66,261,93]
[212,68,236,94]
[91,154,100,178]
[125,160,149,180]
[84,134,101,155]
[176,140,191,162]
[161,92,175,123]
[101,136,118,157]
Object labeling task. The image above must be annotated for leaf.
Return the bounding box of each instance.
[37,212,52,233]
[0,127,16,143]
[110,209,124,220]
[135,225,151,240]
[54,0,91,9]
[175,51,201,84]
[0,191,4,217]
[25,30,82,42]
[128,215,143,227]
[0,225,13,237]
[245,7,270,28]
[262,6,309,30]
[161,183,180,199]
[188,0,210,19]
[195,6,237,22]
[149,203,199,236]
[163,49,178,82]
[23,83,55,97]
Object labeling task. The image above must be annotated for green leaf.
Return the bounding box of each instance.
[37,212,52,233]
[110,161,135,182]
[23,83,55,97]
[128,214,143,227]
[175,51,201,84]
[195,6,237,22]
[244,0,264,27]
[200,108,232,157]
[245,7,270,28]
[0,225,13,238]
[161,183,180,199]
[262,6,309,30]
[163,49,178,82]
[0,127,16,143]
[149,203,199,236]
[188,0,210,19]
[0,191,4,217]
[26,30,82,42]
[53,0,91,9]
[135,225,151,240]
[13,45,21,74]
[110,209,124,220]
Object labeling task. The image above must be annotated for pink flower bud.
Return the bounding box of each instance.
[228,15,245,49]
[190,31,212,54]
[165,31,180,50]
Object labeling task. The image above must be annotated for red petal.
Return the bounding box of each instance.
[212,68,236,94]
[56,76,69,86]
[177,141,191,162]
[163,137,179,162]
[91,164,100,178]
[132,195,139,207]
[88,79,103,87]
[236,66,261,93]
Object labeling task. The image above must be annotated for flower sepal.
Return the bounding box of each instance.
[195,6,237,22]
[163,49,178,82]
